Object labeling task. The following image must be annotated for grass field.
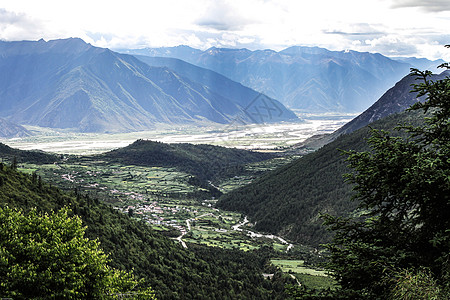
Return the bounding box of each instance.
[271,259,337,290]
[17,153,302,253]
[295,273,337,290]
[271,259,328,276]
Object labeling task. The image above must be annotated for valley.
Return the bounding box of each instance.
[12,143,335,292]
[14,140,299,252]
[0,114,352,293]
[2,33,447,298]
[3,113,354,154]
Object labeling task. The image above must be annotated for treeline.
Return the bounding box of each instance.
[0,162,293,299]
[217,109,427,246]
[0,142,60,164]
[100,139,275,182]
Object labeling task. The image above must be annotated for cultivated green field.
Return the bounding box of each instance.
[17,153,298,252]
[271,259,337,290]
[271,259,328,276]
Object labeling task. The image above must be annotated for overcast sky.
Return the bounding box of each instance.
[1,0,450,60]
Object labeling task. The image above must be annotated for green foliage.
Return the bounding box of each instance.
[285,284,347,300]
[0,206,155,299]
[321,66,450,298]
[0,142,59,165]
[0,162,289,299]
[294,274,337,291]
[389,268,441,300]
[216,110,419,246]
[101,139,274,182]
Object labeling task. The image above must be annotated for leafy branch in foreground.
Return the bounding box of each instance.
[0,207,155,299]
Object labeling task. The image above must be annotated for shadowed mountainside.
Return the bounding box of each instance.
[122,45,414,113]
[0,118,31,138]
[0,38,297,133]
[217,108,426,246]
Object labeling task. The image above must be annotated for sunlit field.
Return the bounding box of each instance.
[2,113,355,155]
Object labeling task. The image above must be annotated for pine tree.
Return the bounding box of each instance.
[321,60,450,298]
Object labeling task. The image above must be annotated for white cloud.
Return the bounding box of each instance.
[390,0,450,12]
[195,0,255,31]
[0,0,449,60]
[0,8,45,40]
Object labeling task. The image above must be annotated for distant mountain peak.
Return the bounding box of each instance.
[0,118,31,138]
[206,46,251,52]
[0,37,95,56]
[123,44,415,113]
[0,38,297,133]
[280,45,332,56]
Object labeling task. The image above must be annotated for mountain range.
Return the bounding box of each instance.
[332,70,450,136]
[0,38,297,133]
[135,55,295,124]
[294,69,450,151]
[216,68,448,246]
[119,45,432,113]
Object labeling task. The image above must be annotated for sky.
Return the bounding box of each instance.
[1,0,450,60]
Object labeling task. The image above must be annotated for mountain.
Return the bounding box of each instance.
[135,55,298,123]
[0,142,59,164]
[122,45,203,62]
[393,57,446,73]
[292,70,450,152]
[0,118,31,138]
[217,109,425,247]
[216,68,448,246]
[120,45,414,113]
[332,70,450,136]
[0,39,297,133]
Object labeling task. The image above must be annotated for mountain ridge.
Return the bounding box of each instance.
[119,45,417,113]
[0,118,31,138]
[333,70,450,136]
[292,70,450,152]
[217,108,426,246]
[134,55,299,122]
[216,68,448,245]
[0,38,297,133]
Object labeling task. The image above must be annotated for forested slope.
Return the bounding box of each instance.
[217,110,425,246]
[0,142,59,164]
[0,162,291,299]
[101,139,275,181]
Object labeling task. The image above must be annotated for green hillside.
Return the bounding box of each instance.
[101,139,275,181]
[217,110,426,246]
[0,142,59,165]
[0,162,292,299]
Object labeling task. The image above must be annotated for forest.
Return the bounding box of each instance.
[290,67,450,298]
[0,162,295,299]
[217,109,427,246]
[100,139,276,182]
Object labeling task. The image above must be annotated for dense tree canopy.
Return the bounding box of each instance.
[0,207,155,299]
[318,64,450,299]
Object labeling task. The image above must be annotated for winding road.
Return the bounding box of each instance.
[174,214,294,252]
